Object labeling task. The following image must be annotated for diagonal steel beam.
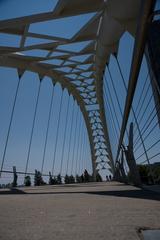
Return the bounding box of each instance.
[115,0,156,162]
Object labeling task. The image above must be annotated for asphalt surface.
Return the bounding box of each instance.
[0,182,160,240]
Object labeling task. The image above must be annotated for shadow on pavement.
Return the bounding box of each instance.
[0,187,160,201]
[87,189,160,201]
[0,188,26,195]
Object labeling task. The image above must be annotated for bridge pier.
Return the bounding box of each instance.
[124,123,142,186]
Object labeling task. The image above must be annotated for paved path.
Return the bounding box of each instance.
[0,182,160,240]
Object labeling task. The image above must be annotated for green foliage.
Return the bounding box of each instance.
[76,174,80,183]
[84,169,90,182]
[80,174,84,183]
[138,165,150,184]
[49,173,62,185]
[138,164,160,185]
[154,165,160,184]
[24,175,31,186]
[49,172,56,185]
[34,170,45,186]
[64,174,70,184]
[52,177,58,185]
[96,172,103,182]
[57,174,62,184]
[64,174,75,184]
[69,175,75,183]
[76,174,84,183]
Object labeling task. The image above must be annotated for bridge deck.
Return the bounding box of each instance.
[0,182,160,240]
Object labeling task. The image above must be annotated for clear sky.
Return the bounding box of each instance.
[0,0,160,185]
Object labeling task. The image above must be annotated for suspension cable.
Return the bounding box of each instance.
[135,73,149,115]
[84,131,89,171]
[0,76,21,177]
[134,85,159,141]
[116,56,150,116]
[66,100,75,175]
[83,127,89,173]
[74,109,82,176]
[107,67,123,117]
[104,77,129,167]
[134,104,160,148]
[60,95,70,175]
[104,91,119,142]
[80,128,86,174]
[134,121,159,153]
[104,78,127,147]
[135,82,151,120]
[137,92,153,124]
[135,138,160,161]
[104,74,121,131]
[25,80,42,175]
[41,85,55,174]
[115,56,150,165]
[71,107,79,175]
[51,89,63,176]
[107,66,129,139]
[78,123,85,175]
[75,115,82,176]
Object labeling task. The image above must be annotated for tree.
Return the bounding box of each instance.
[138,165,150,184]
[76,174,84,183]
[69,175,75,184]
[153,165,160,184]
[64,174,70,184]
[34,170,45,186]
[49,172,54,185]
[96,172,102,182]
[76,174,81,183]
[80,174,84,183]
[24,175,31,186]
[57,174,62,184]
[53,177,58,184]
[138,164,160,185]
[84,169,90,182]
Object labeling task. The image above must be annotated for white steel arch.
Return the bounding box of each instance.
[0,0,144,177]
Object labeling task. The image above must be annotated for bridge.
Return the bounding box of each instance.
[0,0,160,239]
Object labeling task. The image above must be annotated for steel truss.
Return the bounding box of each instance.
[0,0,152,178]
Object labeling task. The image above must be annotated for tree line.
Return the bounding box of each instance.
[0,168,103,188]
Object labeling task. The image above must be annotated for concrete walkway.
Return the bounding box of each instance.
[0,182,160,240]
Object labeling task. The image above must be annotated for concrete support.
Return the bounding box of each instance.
[124,123,141,186]
[114,150,127,183]
[119,150,127,183]
[92,161,97,182]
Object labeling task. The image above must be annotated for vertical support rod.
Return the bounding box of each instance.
[60,95,70,175]
[71,108,79,175]
[0,76,21,177]
[52,90,63,176]
[41,85,55,174]
[25,81,41,175]
[66,100,75,175]
[75,117,82,176]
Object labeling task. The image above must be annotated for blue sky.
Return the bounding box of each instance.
[0,69,92,184]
